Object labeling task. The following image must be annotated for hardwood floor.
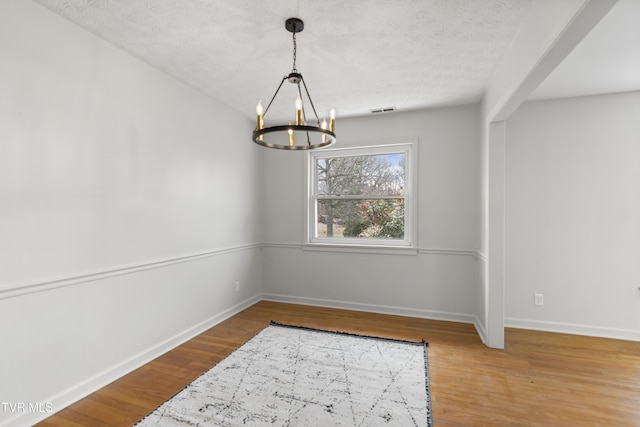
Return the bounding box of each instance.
[38,301,640,426]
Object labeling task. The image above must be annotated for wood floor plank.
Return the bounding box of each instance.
[37,301,640,426]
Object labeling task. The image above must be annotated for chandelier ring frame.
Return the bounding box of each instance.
[253,125,336,150]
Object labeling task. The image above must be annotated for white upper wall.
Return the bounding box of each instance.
[261,106,481,321]
[0,0,262,289]
[262,105,481,251]
[0,2,263,425]
[505,91,640,340]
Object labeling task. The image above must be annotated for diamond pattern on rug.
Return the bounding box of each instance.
[135,323,431,426]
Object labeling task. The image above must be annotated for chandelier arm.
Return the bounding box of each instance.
[296,83,308,123]
[262,75,289,117]
[295,83,312,146]
[305,129,312,146]
[300,76,322,126]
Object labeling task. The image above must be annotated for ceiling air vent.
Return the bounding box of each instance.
[370,107,396,114]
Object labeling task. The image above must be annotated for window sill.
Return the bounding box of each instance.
[302,243,418,256]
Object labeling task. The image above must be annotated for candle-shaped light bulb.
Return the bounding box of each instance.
[288,127,294,147]
[255,100,264,140]
[329,108,336,132]
[321,118,328,143]
[256,100,264,127]
[295,96,303,126]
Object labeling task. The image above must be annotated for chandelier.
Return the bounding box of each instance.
[253,18,336,150]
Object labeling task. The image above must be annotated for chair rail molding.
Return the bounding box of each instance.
[0,243,262,300]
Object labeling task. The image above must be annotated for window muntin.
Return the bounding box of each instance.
[309,143,414,247]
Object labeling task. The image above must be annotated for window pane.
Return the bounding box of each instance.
[316,199,404,239]
[316,154,405,196]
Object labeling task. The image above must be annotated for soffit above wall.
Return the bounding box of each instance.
[530,0,640,101]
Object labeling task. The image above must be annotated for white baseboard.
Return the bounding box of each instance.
[505,317,640,342]
[3,294,261,427]
[262,293,477,326]
[474,315,488,345]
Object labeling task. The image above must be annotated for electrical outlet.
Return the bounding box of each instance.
[534,293,544,306]
[235,281,240,292]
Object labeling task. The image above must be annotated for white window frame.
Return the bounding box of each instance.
[306,141,417,250]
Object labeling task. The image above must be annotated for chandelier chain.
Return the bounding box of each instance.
[292,32,297,72]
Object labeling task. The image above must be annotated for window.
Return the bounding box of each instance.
[308,142,415,248]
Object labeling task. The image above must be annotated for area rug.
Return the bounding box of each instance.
[135,322,431,426]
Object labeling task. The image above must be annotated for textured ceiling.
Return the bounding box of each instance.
[34,0,534,122]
